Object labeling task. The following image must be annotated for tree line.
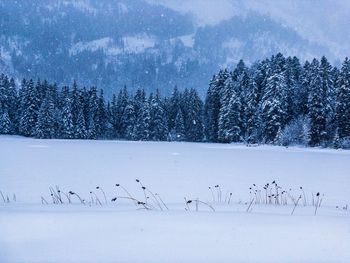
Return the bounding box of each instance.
[1,53,350,148]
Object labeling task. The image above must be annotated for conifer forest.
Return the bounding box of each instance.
[1,53,349,148]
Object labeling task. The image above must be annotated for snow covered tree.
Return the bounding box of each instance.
[133,101,151,141]
[308,59,327,146]
[204,69,229,142]
[261,70,287,143]
[167,86,182,132]
[19,79,40,137]
[149,90,168,141]
[0,109,11,134]
[218,74,235,143]
[284,56,302,124]
[98,90,108,138]
[0,75,18,134]
[75,108,87,139]
[173,109,186,141]
[61,96,74,139]
[245,77,260,143]
[115,86,129,138]
[336,58,350,139]
[184,89,204,142]
[35,88,56,139]
[122,103,136,140]
[86,87,99,139]
[319,56,335,142]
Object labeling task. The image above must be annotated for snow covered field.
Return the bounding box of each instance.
[0,136,349,262]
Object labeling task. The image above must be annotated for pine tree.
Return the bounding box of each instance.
[168,86,181,132]
[174,109,185,141]
[86,87,99,139]
[204,69,229,142]
[319,56,335,143]
[149,90,168,141]
[299,61,312,115]
[71,80,80,127]
[98,90,107,138]
[284,56,301,124]
[233,60,249,135]
[75,108,87,139]
[184,89,204,142]
[61,96,74,139]
[261,71,287,143]
[0,109,11,134]
[225,89,243,142]
[245,77,259,143]
[19,79,40,137]
[122,103,136,140]
[116,86,129,138]
[35,90,56,139]
[218,73,235,143]
[336,57,350,139]
[109,94,118,138]
[308,59,327,146]
[133,101,150,141]
[0,75,18,134]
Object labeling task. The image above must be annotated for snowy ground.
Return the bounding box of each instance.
[0,136,349,263]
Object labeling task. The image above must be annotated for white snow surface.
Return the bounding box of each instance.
[0,136,349,263]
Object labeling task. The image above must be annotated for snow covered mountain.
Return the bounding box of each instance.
[0,0,348,96]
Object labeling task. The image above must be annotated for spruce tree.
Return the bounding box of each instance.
[19,79,40,137]
[35,90,56,139]
[261,70,287,143]
[122,103,136,140]
[245,77,259,143]
[61,96,74,139]
[168,86,181,132]
[204,69,229,142]
[308,59,327,146]
[149,90,168,141]
[174,109,186,141]
[336,58,350,139]
[75,108,87,139]
[319,56,335,142]
[86,87,99,139]
[133,101,150,141]
[225,89,243,142]
[0,109,11,134]
[218,73,235,143]
[116,86,129,137]
[185,89,204,142]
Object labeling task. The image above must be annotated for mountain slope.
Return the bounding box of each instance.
[0,0,346,96]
